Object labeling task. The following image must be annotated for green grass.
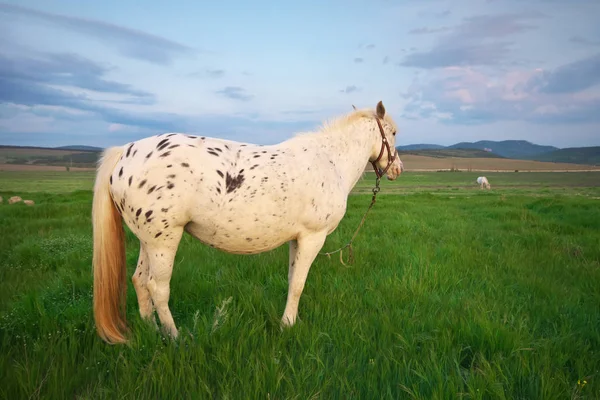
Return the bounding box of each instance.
[1,171,600,398]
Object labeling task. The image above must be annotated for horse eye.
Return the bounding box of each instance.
[392,131,396,136]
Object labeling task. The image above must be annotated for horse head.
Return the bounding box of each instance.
[367,101,403,181]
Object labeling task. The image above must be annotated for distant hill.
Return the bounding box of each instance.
[397,144,446,151]
[446,140,558,158]
[527,146,600,165]
[55,145,103,152]
[397,148,505,159]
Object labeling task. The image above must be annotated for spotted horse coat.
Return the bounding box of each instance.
[92,101,404,344]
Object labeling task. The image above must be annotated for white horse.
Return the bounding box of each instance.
[476,176,491,190]
[92,101,403,344]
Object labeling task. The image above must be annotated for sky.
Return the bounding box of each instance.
[0,0,599,149]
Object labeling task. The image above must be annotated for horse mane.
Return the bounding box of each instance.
[295,108,397,138]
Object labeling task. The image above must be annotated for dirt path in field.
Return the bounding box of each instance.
[407,169,600,172]
[0,164,95,172]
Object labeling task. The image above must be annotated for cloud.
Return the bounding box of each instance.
[0,104,321,147]
[215,86,253,101]
[0,51,188,132]
[340,85,360,94]
[569,36,600,46]
[383,56,390,64]
[0,3,195,65]
[418,9,451,18]
[0,52,154,100]
[408,27,451,35]
[402,54,600,125]
[189,68,225,79]
[401,42,512,68]
[530,53,600,94]
[399,13,543,69]
[354,57,364,63]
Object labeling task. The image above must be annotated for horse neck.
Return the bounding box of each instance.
[313,119,379,194]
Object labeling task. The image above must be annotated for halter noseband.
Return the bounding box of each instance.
[370,116,396,179]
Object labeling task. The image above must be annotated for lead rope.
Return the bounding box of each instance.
[318,177,381,266]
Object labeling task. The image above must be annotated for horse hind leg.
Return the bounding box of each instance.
[132,244,157,326]
[145,227,184,339]
[281,231,327,327]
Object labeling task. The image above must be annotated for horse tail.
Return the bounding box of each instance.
[92,146,128,344]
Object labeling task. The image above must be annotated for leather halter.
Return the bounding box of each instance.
[370,116,396,179]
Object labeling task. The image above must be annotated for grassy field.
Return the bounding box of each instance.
[1,170,600,399]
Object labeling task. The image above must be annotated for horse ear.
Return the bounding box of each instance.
[376,100,385,119]
[352,104,357,110]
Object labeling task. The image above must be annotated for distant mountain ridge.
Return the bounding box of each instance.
[54,145,104,152]
[397,144,446,151]
[398,140,558,159]
[523,146,600,165]
[446,140,559,159]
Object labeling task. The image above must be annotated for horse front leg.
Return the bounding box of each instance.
[281,231,327,328]
[288,239,298,283]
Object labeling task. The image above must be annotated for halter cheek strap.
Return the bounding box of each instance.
[370,117,396,179]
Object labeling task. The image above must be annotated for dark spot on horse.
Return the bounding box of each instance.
[158,142,171,151]
[224,144,230,150]
[145,210,153,219]
[128,176,133,186]
[181,163,189,167]
[133,150,138,157]
[216,170,224,178]
[138,179,147,189]
[110,176,113,184]
[246,238,253,242]
[155,232,162,238]
[157,138,169,149]
[186,135,196,139]
[250,164,259,170]
[126,144,134,157]
[160,151,171,158]
[208,151,219,157]
[136,208,142,218]
[214,147,222,152]
[148,185,156,194]
[146,151,153,159]
[253,155,260,158]
[118,167,123,178]
[322,182,324,187]
[188,144,196,148]
[167,182,175,189]
[161,207,169,212]
[167,174,176,179]
[216,187,221,194]
[226,172,245,193]
[326,213,331,220]
[168,144,180,149]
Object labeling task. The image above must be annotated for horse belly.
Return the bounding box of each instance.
[184,217,296,255]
